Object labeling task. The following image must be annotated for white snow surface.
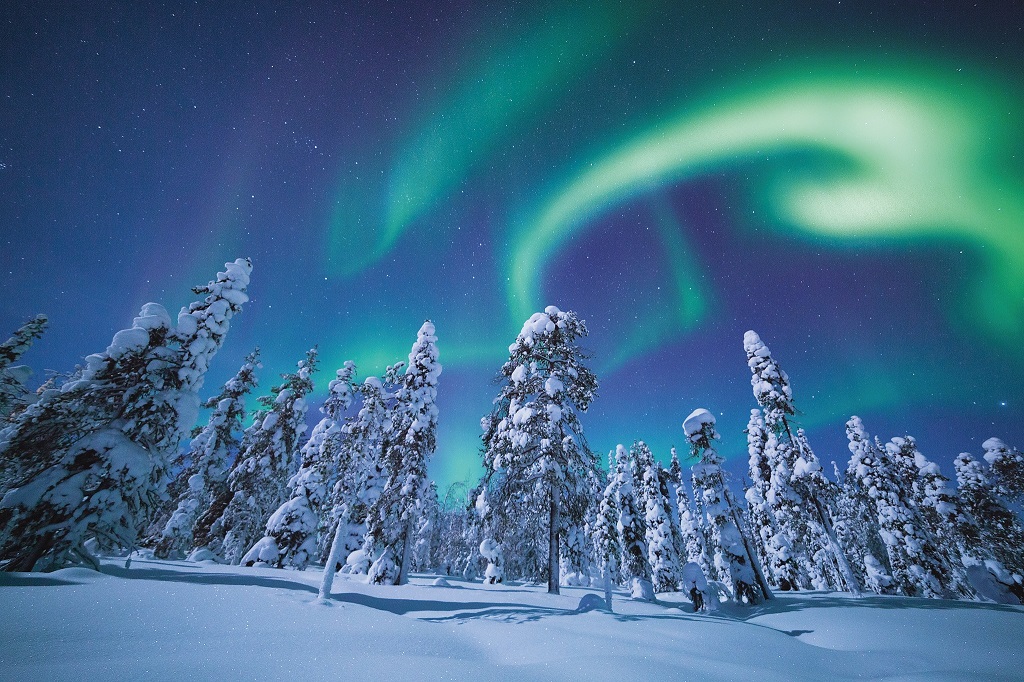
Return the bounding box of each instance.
[1,556,1022,680]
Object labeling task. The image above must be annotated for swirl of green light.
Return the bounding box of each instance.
[326,0,648,274]
[508,64,1024,342]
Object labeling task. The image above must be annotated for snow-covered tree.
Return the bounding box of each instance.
[628,441,678,593]
[365,321,441,585]
[329,375,393,556]
[658,456,687,589]
[0,259,251,571]
[478,306,598,594]
[954,452,1024,600]
[895,439,974,598]
[838,417,893,594]
[412,481,440,572]
[686,408,765,604]
[842,417,943,598]
[0,314,48,421]
[674,457,712,580]
[983,438,1024,505]
[743,408,787,586]
[154,349,260,559]
[743,330,857,594]
[592,455,621,594]
[611,444,651,597]
[874,436,948,598]
[216,348,317,565]
[245,361,356,569]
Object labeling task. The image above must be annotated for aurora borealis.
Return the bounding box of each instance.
[2,1,1022,490]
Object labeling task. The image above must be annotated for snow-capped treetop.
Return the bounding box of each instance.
[631,440,655,474]
[743,330,794,418]
[0,314,48,369]
[980,437,1024,502]
[322,360,357,422]
[683,408,717,444]
[398,320,442,442]
[512,305,570,351]
[954,452,989,492]
[174,258,252,393]
[982,438,1008,462]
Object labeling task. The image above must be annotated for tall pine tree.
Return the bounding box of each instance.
[478,307,598,594]
[365,321,441,585]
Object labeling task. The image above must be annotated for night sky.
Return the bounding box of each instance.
[3,1,1023,490]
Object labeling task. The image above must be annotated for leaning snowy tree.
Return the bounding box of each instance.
[0,314,48,421]
[244,360,356,569]
[685,408,769,604]
[154,349,261,559]
[216,348,317,565]
[364,321,441,585]
[743,330,859,594]
[0,259,252,571]
[479,306,599,594]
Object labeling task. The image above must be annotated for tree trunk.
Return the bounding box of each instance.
[318,514,348,600]
[603,560,614,612]
[548,494,560,594]
[397,515,414,586]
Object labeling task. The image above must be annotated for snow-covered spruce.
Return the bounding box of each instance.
[883,436,963,597]
[0,259,251,572]
[685,409,765,604]
[593,454,622,597]
[954,452,1024,602]
[843,418,944,598]
[836,416,890,593]
[0,313,48,421]
[982,437,1024,505]
[743,330,857,594]
[155,349,261,559]
[245,361,356,570]
[658,456,687,590]
[613,444,652,598]
[673,450,712,581]
[631,442,679,593]
[743,409,784,586]
[477,306,599,594]
[364,321,441,586]
[216,348,317,565]
[909,447,974,598]
[412,481,441,572]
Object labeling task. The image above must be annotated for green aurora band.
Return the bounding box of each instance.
[508,63,1024,346]
[326,0,648,275]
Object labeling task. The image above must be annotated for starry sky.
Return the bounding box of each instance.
[2,0,1023,491]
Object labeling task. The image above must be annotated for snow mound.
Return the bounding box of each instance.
[576,593,607,612]
[187,548,221,563]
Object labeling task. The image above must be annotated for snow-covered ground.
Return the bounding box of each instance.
[1,557,1021,681]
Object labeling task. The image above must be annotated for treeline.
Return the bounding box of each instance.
[0,275,1020,606]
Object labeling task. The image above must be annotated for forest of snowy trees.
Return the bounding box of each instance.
[0,264,1021,607]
